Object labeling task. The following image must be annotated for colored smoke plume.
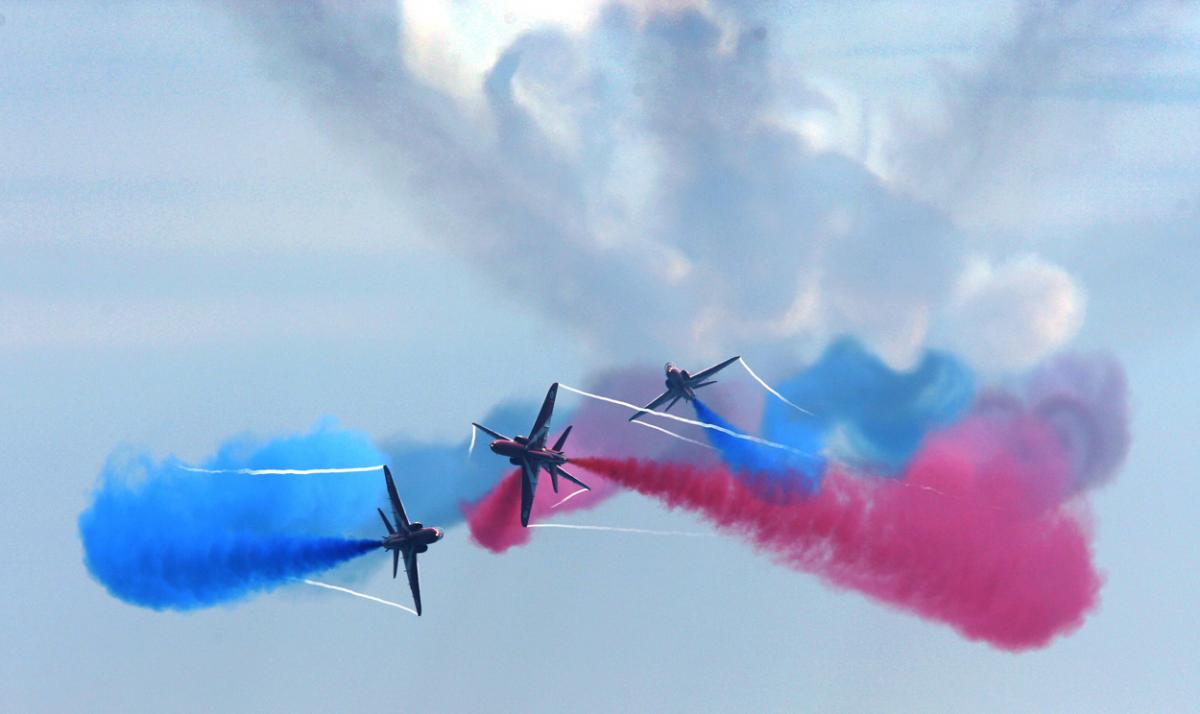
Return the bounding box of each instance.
[574,408,1102,650]
[693,398,823,498]
[762,337,975,471]
[79,423,388,610]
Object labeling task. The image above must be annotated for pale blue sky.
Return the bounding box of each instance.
[2,2,1198,711]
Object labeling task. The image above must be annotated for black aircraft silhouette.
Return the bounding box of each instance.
[472,383,589,527]
[377,465,443,615]
[628,355,740,421]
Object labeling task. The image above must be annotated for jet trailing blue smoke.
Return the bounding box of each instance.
[79,421,390,610]
[763,337,975,473]
[693,399,824,497]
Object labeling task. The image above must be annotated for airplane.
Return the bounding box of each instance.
[377,465,443,616]
[628,355,741,421]
[472,382,589,528]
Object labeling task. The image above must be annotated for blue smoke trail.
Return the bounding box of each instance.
[693,399,824,497]
[79,421,389,610]
[79,395,555,610]
[763,337,975,473]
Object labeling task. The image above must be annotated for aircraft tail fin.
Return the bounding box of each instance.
[552,425,573,451]
[392,548,400,579]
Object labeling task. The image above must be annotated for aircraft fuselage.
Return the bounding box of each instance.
[383,526,444,552]
[489,439,567,467]
[664,364,696,401]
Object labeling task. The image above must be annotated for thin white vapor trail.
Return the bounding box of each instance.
[527,523,712,537]
[180,465,383,476]
[559,384,813,458]
[468,424,477,458]
[630,419,717,450]
[550,488,590,509]
[302,579,418,615]
[739,357,815,416]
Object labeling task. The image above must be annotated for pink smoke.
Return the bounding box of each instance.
[575,409,1102,651]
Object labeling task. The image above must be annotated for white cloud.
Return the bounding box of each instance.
[224,1,1140,372]
[941,255,1085,372]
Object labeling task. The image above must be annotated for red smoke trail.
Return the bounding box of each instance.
[574,413,1102,651]
[465,467,620,552]
[466,469,530,553]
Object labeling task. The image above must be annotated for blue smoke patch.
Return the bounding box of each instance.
[693,399,824,497]
[79,421,388,610]
[764,337,975,473]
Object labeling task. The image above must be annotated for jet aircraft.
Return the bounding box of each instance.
[472,383,589,527]
[628,355,741,421]
[377,465,444,615]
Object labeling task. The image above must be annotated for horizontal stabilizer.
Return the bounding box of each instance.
[554,465,590,491]
[378,508,395,534]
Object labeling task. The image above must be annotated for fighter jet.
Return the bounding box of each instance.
[472,382,589,527]
[377,465,443,616]
[628,355,741,421]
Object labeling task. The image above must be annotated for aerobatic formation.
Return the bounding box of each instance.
[78,341,1129,647]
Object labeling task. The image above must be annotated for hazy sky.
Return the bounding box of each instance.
[3,1,1198,711]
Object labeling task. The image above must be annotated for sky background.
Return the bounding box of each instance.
[2,1,1198,711]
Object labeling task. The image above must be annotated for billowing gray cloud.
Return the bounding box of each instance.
[224,1,1098,370]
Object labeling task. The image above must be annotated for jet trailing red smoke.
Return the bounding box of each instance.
[466,469,530,553]
[573,410,1102,651]
[465,467,620,552]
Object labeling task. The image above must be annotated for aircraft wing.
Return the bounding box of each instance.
[472,422,508,441]
[628,389,674,422]
[528,383,559,447]
[688,355,740,384]
[520,459,539,527]
[403,548,422,616]
[383,466,411,528]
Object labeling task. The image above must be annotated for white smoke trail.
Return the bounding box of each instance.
[527,523,712,537]
[738,357,815,417]
[630,419,717,451]
[550,488,590,509]
[180,465,383,476]
[302,578,418,615]
[559,384,814,459]
[468,423,477,458]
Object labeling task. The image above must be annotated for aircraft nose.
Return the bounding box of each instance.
[435,528,445,540]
